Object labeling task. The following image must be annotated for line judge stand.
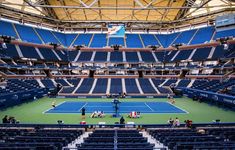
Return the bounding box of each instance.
[112,98,121,118]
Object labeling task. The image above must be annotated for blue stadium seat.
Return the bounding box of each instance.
[156,33,179,48]
[155,34,167,48]
[52,31,67,46]
[191,47,212,61]
[166,33,180,47]
[110,51,123,62]
[65,34,77,47]
[19,45,41,59]
[77,52,93,62]
[4,43,20,58]
[92,78,108,94]
[126,34,143,48]
[176,79,191,87]
[148,128,235,150]
[211,45,225,60]
[225,44,235,58]
[138,78,156,94]
[93,52,108,62]
[214,28,235,39]
[68,50,79,61]
[74,34,92,47]
[164,51,178,62]
[108,37,125,47]
[67,78,80,86]
[0,128,83,150]
[15,24,42,44]
[41,79,55,88]
[157,87,171,94]
[35,28,59,44]
[173,29,197,45]
[173,49,193,62]
[125,78,140,94]
[90,34,107,48]
[0,21,17,38]
[55,50,68,62]
[125,52,139,62]
[38,48,59,61]
[78,130,154,150]
[190,27,214,45]
[154,51,166,62]
[55,79,70,86]
[61,87,76,93]
[75,78,94,93]
[140,34,159,47]
[151,79,164,87]
[110,78,122,94]
[140,51,155,62]
[162,79,177,86]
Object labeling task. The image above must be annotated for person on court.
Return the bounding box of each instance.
[170,96,175,104]
[51,101,56,108]
[81,107,86,119]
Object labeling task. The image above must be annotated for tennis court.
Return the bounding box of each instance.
[45,101,187,114]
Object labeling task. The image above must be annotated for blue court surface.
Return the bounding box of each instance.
[45,101,187,114]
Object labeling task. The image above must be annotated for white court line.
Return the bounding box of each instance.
[78,102,88,111]
[44,101,189,114]
[166,101,189,114]
[144,102,154,112]
[85,106,147,107]
[42,101,66,114]
[44,112,187,114]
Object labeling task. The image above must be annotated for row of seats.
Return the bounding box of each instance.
[2,44,68,62]
[77,130,154,150]
[54,78,234,97]
[1,78,234,97]
[59,78,173,95]
[0,128,83,150]
[191,78,235,95]
[41,78,188,95]
[148,127,235,149]
[0,79,41,96]
[1,43,233,62]
[0,79,47,109]
[1,60,232,76]
[1,21,234,47]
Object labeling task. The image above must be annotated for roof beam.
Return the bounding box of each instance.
[1,1,231,10]
[134,0,157,8]
[161,0,173,22]
[34,0,46,5]
[222,0,231,5]
[116,0,117,17]
[59,0,72,20]
[23,0,48,16]
[42,0,58,19]
[78,0,98,8]
[142,0,172,22]
[175,0,196,20]
[131,0,135,20]
[124,0,173,22]
[182,0,213,19]
[98,0,102,20]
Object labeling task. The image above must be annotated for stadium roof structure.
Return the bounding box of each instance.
[0,0,235,31]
